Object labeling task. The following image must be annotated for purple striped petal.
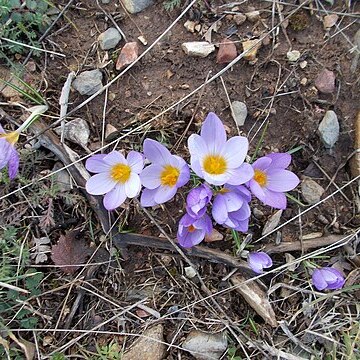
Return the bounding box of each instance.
[140,164,162,189]
[103,151,126,166]
[188,134,207,161]
[200,112,226,154]
[252,156,272,171]
[212,194,228,224]
[103,184,127,210]
[266,169,300,192]
[140,188,158,207]
[154,185,177,204]
[8,147,19,180]
[226,163,254,185]
[86,173,116,195]
[127,151,144,173]
[124,173,141,198]
[85,154,108,173]
[143,139,175,166]
[223,136,248,168]
[266,153,291,169]
[261,189,287,209]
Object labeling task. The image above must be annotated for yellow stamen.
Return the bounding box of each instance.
[254,169,267,187]
[188,225,196,233]
[203,155,227,175]
[218,188,229,194]
[110,163,131,183]
[160,165,180,186]
[0,131,19,145]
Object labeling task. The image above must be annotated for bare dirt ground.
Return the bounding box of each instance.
[0,0,360,359]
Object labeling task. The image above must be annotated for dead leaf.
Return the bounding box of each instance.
[231,274,278,327]
[204,228,224,242]
[204,20,222,43]
[31,236,51,264]
[8,332,35,360]
[51,231,90,274]
[262,210,283,235]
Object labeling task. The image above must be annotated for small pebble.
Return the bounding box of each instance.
[245,10,260,22]
[121,0,154,14]
[318,110,339,148]
[231,101,247,126]
[182,41,215,57]
[233,13,246,26]
[216,38,237,64]
[314,68,336,94]
[300,60,307,69]
[116,42,139,71]
[184,20,196,33]
[287,50,301,62]
[72,69,103,96]
[301,178,325,204]
[323,14,338,29]
[242,39,261,61]
[98,27,122,50]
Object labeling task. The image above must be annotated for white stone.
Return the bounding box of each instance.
[318,110,339,148]
[231,101,247,126]
[181,42,215,57]
[287,50,301,62]
[301,178,325,204]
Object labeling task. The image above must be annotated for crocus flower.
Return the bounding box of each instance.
[0,125,20,180]
[248,153,299,209]
[212,185,251,232]
[312,267,345,291]
[0,105,47,180]
[177,213,212,248]
[188,112,254,186]
[86,151,144,210]
[247,252,273,274]
[140,139,190,207]
[186,184,212,219]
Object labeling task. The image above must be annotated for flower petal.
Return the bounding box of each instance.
[200,112,227,153]
[143,139,174,166]
[140,164,162,189]
[8,148,19,180]
[224,191,243,212]
[85,154,108,173]
[226,163,254,185]
[125,173,141,198]
[178,228,205,248]
[127,151,144,173]
[312,269,328,291]
[266,153,292,169]
[140,188,158,207]
[203,171,230,186]
[249,179,266,201]
[103,151,126,166]
[262,189,287,209]
[188,134,207,160]
[252,156,272,171]
[86,173,116,195]
[0,139,13,168]
[177,163,190,187]
[0,124,4,133]
[103,184,127,210]
[190,158,204,179]
[266,169,300,192]
[212,194,228,224]
[154,185,177,204]
[223,136,248,168]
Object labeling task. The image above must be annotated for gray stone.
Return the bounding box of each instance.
[231,101,247,126]
[98,28,122,50]
[72,69,103,96]
[122,0,153,14]
[182,42,215,57]
[182,330,228,360]
[101,0,110,3]
[301,178,325,204]
[54,118,90,147]
[262,210,283,235]
[318,110,339,148]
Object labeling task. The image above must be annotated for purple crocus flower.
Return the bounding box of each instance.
[312,267,345,291]
[85,151,144,210]
[248,153,299,209]
[247,252,273,274]
[188,112,254,186]
[177,213,213,248]
[140,139,190,207]
[0,124,20,180]
[212,185,251,232]
[186,184,212,219]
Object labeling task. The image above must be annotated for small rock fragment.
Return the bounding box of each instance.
[300,77,308,86]
[318,110,339,148]
[286,50,301,62]
[204,228,224,242]
[72,69,103,96]
[301,178,325,204]
[184,20,196,33]
[233,13,246,25]
[314,68,336,94]
[231,101,247,126]
[121,0,154,14]
[105,124,119,141]
[185,266,197,278]
[182,41,215,57]
[216,38,237,64]
[54,118,90,147]
[242,39,261,61]
[245,10,260,22]
[300,60,307,69]
[138,35,148,45]
[122,324,166,360]
[116,42,139,71]
[262,210,283,236]
[323,14,338,29]
[98,28,122,50]
[182,330,228,360]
